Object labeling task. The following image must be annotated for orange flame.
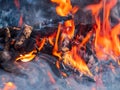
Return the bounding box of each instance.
[48,32,56,46]
[85,0,103,16]
[51,0,78,41]
[64,20,75,39]
[78,31,93,48]
[85,0,120,61]
[36,37,46,51]
[51,0,78,49]
[53,24,62,59]
[51,0,72,16]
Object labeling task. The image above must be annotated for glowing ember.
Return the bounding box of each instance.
[16,50,37,62]
[3,82,17,90]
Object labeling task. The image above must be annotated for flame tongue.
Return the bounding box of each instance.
[63,46,93,76]
[51,0,78,16]
[51,0,72,16]
[95,0,120,60]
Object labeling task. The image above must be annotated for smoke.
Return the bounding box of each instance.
[0,54,120,90]
[0,0,57,27]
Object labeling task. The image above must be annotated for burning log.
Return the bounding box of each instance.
[0,17,95,78]
[0,15,76,72]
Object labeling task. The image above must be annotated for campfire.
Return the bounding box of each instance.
[0,0,120,90]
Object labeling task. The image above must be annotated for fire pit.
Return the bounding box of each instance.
[0,0,120,90]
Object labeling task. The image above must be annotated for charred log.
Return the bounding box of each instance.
[0,15,95,79]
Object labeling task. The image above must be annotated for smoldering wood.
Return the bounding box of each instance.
[0,16,74,73]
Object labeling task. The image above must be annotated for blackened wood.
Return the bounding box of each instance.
[14,24,33,50]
